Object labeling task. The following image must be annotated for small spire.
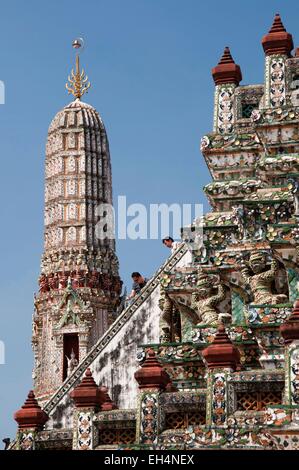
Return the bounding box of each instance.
[218,47,235,65]
[212,47,242,86]
[14,390,48,430]
[212,322,230,343]
[262,13,293,56]
[202,323,240,370]
[268,13,286,33]
[99,386,118,411]
[70,368,101,408]
[66,38,91,100]
[77,368,98,388]
[134,348,170,390]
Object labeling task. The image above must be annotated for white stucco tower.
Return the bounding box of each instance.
[32,48,122,403]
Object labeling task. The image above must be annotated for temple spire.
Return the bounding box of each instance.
[33,40,121,401]
[268,13,286,33]
[262,13,293,56]
[212,46,242,86]
[218,46,235,65]
[202,323,240,370]
[66,38,91,100]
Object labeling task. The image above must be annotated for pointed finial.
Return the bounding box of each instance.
[66,38,91,100]
[99,385,118,411]
[218,47,235,65]
[202,322,240,370]
[70,368,102,408]
[212,46,242,86]
[262,13,293,56]
[14,390,48,430]
[134,348,170,390]
[268,13,286,33]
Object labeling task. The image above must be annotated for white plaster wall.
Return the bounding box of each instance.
[46,249,191,429]
[91,285,161,409]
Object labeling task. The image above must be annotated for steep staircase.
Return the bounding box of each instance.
[43,243,188,415]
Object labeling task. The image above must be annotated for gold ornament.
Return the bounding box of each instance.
[66,41,91,100]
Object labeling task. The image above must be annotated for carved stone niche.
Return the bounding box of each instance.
[53,325,90,350]
[52,324,91,382]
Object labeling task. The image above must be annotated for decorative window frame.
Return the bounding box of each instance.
[234,85,264,124]
[227,380,284,415]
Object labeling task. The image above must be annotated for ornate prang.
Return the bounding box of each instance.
[32,49,121,401]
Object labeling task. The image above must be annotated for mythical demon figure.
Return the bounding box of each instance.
[159,289,181,343]
[240,250,288,305]
[191,271,226,326]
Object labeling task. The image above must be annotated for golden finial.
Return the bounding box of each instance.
[66,38,91,100]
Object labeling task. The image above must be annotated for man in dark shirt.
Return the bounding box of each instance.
[128,272,148,299]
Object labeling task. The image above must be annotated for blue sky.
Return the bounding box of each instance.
[0,0,298,439]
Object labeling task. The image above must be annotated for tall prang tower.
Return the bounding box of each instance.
[32,42,122,403]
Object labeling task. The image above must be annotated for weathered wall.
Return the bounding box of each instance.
[46,248,191,429]
[92,284,161,409]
